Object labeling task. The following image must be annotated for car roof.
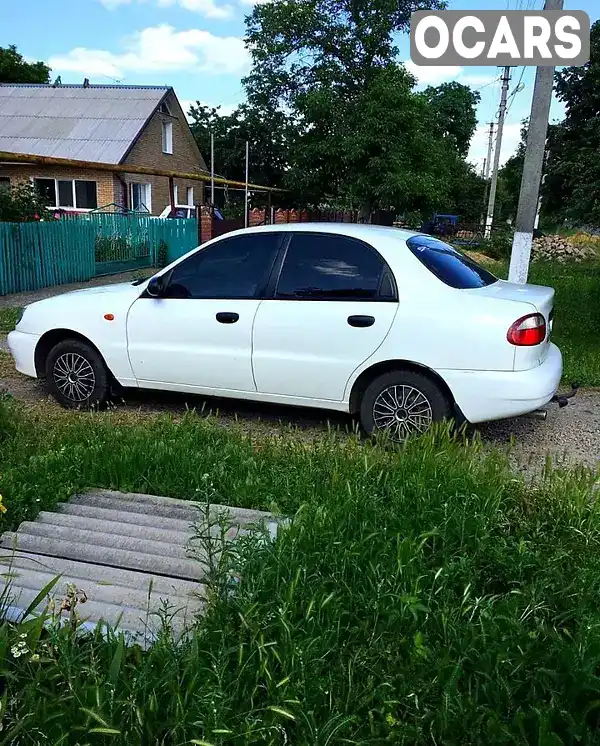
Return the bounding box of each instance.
[227,222,421,242]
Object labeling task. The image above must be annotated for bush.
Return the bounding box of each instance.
[481,228,513,260]
[0,181,50,222]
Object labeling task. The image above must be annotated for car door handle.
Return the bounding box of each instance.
[347,315,375,328]
[216,312,239,324]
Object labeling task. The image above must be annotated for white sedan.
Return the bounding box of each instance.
[7,224,562,440]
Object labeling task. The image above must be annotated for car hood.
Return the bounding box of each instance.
[64,282,143,298]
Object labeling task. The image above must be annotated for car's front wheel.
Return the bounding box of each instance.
[359,370,452,441]
[45,339,110,409]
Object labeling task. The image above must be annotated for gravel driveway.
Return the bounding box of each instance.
[0,342,598,473]
[1,274,597,473]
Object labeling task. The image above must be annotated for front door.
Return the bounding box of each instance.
[127,232,282,393]
[252,231,398,402]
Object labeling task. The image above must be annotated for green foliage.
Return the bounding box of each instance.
[188,102,290,196]
[0,307,20,334]
[0,181,50,222]
[542,20,600,226]
[480,228,513,261]
[0,44,50,84]
[1,397,600,743]
[422,81,480,156]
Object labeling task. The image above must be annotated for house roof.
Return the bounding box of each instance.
[0,84,170,164]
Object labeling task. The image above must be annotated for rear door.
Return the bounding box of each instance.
[252,232,398,402]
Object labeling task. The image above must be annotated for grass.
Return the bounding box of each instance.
[1,394,600,743]
[0,306,20,334]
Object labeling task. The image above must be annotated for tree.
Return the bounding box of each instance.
[422,82,480,157]
[0,45,50,84]
[542,20,600,226]
[188,102,291,197]
[243,0,449,214]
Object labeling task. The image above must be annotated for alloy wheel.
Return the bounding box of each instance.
[372,384,433,441]
[53,353,96,403]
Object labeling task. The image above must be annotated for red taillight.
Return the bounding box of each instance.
[507,313,546,346]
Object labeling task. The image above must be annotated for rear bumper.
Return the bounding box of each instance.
[6,330,39,378]
[440,343,563,424]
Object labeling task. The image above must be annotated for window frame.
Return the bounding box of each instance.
[33,177,97,211]
[269,231,398,303]
[150,232,285,301]
[130,183,152,213]
[162,120,173,154]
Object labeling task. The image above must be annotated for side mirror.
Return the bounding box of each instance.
[146,276,165,298]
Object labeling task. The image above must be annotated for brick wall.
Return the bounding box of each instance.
[0,164,115,210]
[122,90,207,216]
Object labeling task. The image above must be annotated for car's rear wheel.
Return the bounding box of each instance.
[359,370,452,441]
[45,339,109,409]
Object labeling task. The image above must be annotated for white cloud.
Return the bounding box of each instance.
[239,0,270,5]
[98,0,233,19]
[49,25,251,78]
[403,60,463,86]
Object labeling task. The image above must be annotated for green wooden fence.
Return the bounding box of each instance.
[0,216,199,296]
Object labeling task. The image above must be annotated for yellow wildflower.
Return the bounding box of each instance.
[0,495,6,515]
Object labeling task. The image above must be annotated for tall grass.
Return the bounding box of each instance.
[1,395,600,743]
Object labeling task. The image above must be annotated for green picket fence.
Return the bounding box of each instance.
[0,220,96,296]
[0,216,199,296]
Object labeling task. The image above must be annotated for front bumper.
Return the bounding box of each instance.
[440,343,563,424]
[6,330,39,379]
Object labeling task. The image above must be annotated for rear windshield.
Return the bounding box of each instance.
[406,235,497,289]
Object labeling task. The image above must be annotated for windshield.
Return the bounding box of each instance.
[406,235,497,289]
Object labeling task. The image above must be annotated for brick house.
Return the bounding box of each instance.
[0,83,207,216]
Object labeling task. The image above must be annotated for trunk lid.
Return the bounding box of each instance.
[464,279,555,370]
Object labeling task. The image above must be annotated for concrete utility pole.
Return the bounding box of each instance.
[210,132,215,207]
[244,140,249,228]
[484,67,511,239]
[485,121,495,179]
[508,0,563,283]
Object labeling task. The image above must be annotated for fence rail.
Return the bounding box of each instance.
[0,216,199,296]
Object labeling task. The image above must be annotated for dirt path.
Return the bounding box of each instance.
[1,347,598,472]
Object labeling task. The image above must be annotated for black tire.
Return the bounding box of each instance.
[45,339,110,410]
[359,370,452,441]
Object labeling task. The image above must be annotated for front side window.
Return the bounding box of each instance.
[163,233,282,299]
[276,233,393,301]
[406,235,497,289]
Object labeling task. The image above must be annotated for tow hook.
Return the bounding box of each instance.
[551,382,579,408]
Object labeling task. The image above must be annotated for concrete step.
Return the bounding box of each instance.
[0,533,206,581]
[3,584,189,641]
[0,490,281,643]
[16,521,194,562]
[0,564,203,620]
[0,551,205,600]
[75,490,277,527]
[37,511,194,546]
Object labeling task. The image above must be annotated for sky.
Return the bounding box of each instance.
[1,0,598,170]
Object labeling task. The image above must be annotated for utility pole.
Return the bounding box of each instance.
[485,122,495,179]
[244,140,249,228]
[508,0,563,283]
[484,67,511,239]
[210,132,215,207]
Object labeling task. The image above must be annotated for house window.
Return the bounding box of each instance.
[173,185,178,205]
[33,178,97,210]
[162,121,173,154]
[186,187,194,205]
[131,183,151,212]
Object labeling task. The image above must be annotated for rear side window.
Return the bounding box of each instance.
[276,232,396,301]
[406,235,497,289]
